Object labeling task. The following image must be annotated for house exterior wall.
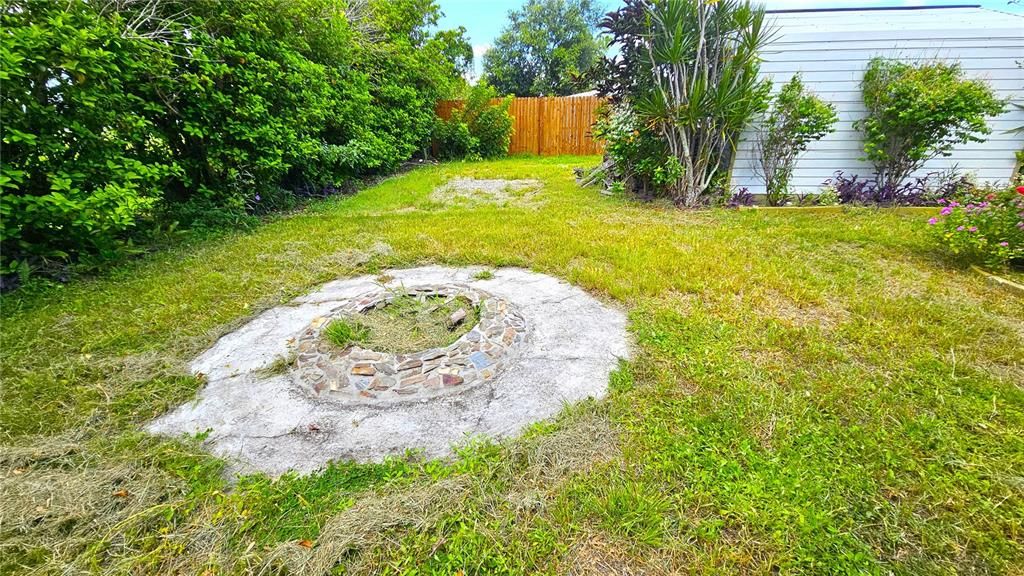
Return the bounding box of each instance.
[731,7,1024,195]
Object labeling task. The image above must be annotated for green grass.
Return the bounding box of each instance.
[324,293,478,354]
[322,318,371,349]
[2,156,1022,574]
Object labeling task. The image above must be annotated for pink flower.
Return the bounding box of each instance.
[937,198,947,205]
[940,207,953,216]
[999,242,1009,247]
[927,217,938,226]
[956,226,965,231]
[968,226,978,232]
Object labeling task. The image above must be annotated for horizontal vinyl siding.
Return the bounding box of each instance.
[731,8,1024,195]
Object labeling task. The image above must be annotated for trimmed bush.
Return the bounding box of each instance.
[857,58,1005,188]
[754,75,837,206]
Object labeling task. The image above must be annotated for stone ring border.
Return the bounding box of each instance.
[147,266,631,475]
[291,285,527,404]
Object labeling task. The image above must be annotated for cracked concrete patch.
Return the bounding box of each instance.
[147,266,629,476]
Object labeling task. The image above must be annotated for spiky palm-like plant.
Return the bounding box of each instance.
[638,0,773,205]
[595,0,773,206]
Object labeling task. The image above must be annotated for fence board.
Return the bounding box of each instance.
[436,96,604,156]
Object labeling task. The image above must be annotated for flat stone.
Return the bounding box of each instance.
[503,327,517,345]
[420,349,445,361]
[469,351,493,370]
[351,363,376,376]
[350,376,372,391]
[350,350,384,361]
[442,374,464,387]
[377,362,396,375]
[400,373,426,387]
[465,330,482,342]
[397,358,423,371]
[422,375,442,389]
[370,375,395,391]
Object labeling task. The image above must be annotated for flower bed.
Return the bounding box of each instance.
[928,184,1024,267]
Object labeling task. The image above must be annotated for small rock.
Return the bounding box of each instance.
[448,308,467,326]
[423,375,442,389]
[351,363,376,376]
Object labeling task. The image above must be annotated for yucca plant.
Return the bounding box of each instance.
[631,0,774,205]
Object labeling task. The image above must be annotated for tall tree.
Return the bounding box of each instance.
[482,0,603,96]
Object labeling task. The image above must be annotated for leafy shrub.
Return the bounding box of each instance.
[754,75,838,206]
[814,185,840,206]
[856,58,1005,188]
[826,171,932,206]
[434,119,478,160]
[0,2,178,274]
[929,184,1024,268]
[590,105,673,199]
[823,170,973,207]
[434,82,513,160]
[0,0,471,278]
[726,188,755,208]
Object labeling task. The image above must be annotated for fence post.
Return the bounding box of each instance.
[536,97,545,155]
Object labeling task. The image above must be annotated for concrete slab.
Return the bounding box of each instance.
[147,267,630,476]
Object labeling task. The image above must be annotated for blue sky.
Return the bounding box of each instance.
[437,0,1024,77]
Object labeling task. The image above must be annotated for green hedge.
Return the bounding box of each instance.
[0,0,471,277]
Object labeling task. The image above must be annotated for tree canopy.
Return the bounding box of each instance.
[482,0,604,96]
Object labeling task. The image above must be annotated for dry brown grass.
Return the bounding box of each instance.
[267,404,620,574]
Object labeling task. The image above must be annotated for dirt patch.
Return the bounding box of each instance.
[431,178,543,207]
[565,533,667,575]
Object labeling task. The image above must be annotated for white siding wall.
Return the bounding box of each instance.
[731,8,1024,195]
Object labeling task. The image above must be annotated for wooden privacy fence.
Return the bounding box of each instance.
[436,96,605,156]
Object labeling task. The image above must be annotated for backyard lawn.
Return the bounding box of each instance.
[2,156,1022,574]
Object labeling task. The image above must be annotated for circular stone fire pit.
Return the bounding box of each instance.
[147,266,629,476]
[292,286,526,402]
